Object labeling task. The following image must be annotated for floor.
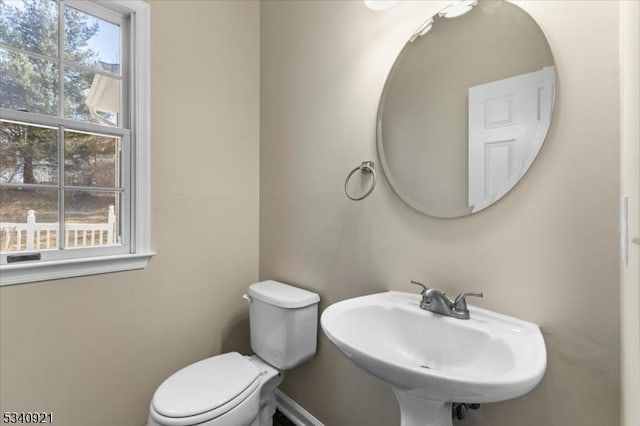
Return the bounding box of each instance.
[273,409,297,426]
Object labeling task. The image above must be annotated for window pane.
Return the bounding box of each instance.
[64,6,120,72]
[0,49,59,115]
[64,190,119,248]
[64,66,120,126]
[0,186,59,252]
[0,121,58,185]
[64,130,120,188]
[0,0,58,57]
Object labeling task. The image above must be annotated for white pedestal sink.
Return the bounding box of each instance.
[320,292,546,426]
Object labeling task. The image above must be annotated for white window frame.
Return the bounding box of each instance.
[0,0,153,286]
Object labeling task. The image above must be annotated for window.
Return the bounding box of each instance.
[0,0,151,285]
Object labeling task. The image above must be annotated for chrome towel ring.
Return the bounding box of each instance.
[345,161,377,201]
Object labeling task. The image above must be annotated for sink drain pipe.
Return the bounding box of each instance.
[452,403,480,420]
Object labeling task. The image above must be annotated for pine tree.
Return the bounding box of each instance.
[0,0,105,185]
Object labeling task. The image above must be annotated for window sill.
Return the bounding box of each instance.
[0,252,155,286]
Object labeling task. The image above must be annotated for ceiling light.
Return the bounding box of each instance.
[409,17,433,42]
[364,0,398,11]
[439,0,477,18]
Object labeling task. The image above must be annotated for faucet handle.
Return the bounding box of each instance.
[453,291,483,311]
[410,280,429,294]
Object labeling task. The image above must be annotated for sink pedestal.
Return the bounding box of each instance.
[393,389,452,426]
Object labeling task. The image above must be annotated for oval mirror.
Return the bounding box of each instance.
[377,0,556,218]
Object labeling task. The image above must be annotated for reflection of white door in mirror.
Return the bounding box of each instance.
[468,66,555,212]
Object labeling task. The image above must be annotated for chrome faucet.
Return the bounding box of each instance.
[410,280,483,320]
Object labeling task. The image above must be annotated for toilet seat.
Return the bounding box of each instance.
[149,352,261,426]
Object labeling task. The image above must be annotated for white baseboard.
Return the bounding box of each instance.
[274,389,324,426]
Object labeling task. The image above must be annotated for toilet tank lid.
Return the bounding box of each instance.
[248,280,320,308]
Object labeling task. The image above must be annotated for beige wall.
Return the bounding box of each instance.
[260,1,620,425]
[0,2,260,425]
[0,1,625,426]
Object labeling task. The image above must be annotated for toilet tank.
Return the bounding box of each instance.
[247,280,320,370]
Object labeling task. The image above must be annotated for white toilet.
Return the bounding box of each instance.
[147,280,320,426]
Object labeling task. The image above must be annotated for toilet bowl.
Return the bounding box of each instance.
[148,281,319,426]
[148,353,282,426]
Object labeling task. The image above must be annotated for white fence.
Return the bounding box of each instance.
[0,206,116,251]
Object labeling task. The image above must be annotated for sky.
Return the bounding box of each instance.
[83,14,120,65]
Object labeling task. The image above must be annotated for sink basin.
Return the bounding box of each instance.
[321,291,546,426]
